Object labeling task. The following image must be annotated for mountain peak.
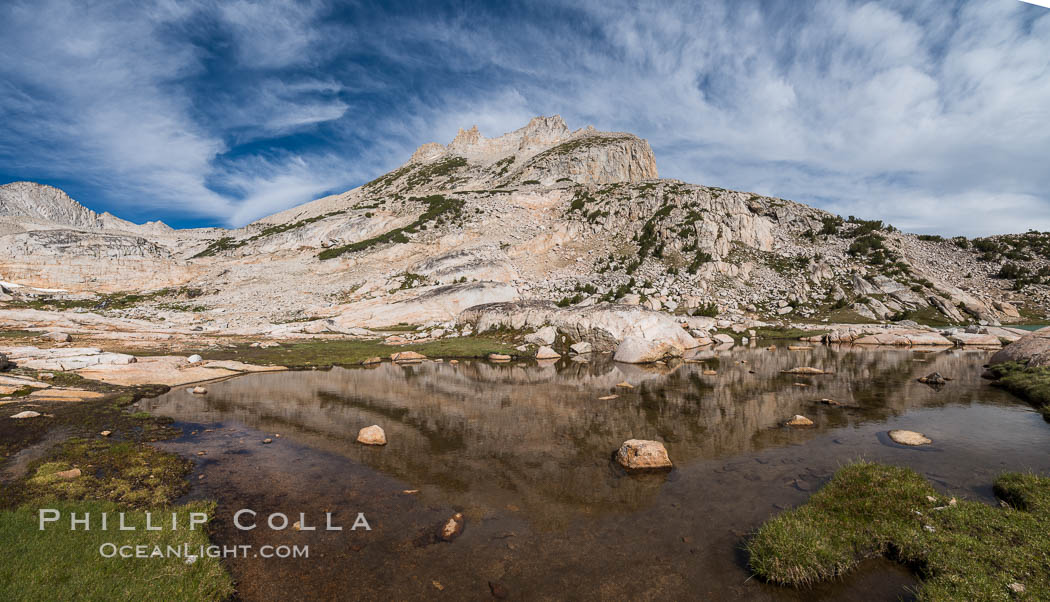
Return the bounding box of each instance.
[516,115,570,152]
[410,115,621,165]
[448,125,482,152]
[0,180,168,232]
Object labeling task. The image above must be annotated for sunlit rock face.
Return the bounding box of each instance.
[0,116,1036,330]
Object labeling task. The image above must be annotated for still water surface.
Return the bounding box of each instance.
[139,345,1050,600]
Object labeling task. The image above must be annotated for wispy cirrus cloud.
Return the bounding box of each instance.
[0,0,1048,234]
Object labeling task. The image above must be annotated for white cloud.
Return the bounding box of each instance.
[0,0,1047,235]
[215,0,328,68]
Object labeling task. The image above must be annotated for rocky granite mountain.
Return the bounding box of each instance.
[1,115,1048,334]
[0,181,172,234]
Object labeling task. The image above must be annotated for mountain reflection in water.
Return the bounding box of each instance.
[141,346,1048,528]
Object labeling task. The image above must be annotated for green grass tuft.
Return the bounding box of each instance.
[748,462,1050,600]
[987,361,1050,420]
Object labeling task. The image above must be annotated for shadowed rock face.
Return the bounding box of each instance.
[141,345,1012,529]
[991,327,1050,367]
[506,133,658,186]
[2,229,170,259]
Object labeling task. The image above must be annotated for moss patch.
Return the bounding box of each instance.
[23,438,191,507]
[0,378,174,503]
[748,462,1050,600]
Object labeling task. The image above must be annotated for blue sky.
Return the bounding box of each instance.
[0,0,1048,235]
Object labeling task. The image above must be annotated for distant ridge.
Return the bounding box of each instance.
[0,181,171,233]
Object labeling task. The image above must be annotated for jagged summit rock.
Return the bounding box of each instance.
[405,114,657,186]
[430,115,573,160]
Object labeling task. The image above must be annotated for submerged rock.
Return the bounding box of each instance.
[440,512,464,541]
[785,415,814,427]
[488,353,511,361]
[889,429,931,446]
[615,439,672,470]
[357,425,387,445]
[191,386,207,395]
[488,581,509,599]
[918,372,946,386]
